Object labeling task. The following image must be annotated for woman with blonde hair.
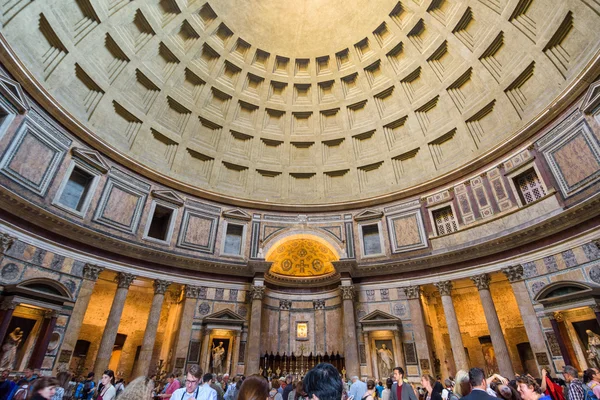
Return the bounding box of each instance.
[114,377,154,400]
[453,371,471,399]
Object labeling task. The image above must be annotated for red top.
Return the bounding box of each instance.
[396,383,402,400]
[166,380,181,399]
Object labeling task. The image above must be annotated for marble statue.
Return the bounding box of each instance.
[587,330,600,369]
[0,328,23,369]
[375,344,393,379]
[212,341,225,373]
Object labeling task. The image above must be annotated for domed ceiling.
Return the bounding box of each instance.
[1,0,599,206]
[266,237,338,278]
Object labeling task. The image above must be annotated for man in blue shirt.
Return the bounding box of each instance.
[349,377,367,400]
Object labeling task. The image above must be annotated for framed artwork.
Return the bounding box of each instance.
[296,321,308,341]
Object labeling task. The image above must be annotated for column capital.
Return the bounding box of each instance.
[0,233,15,254]
[279,299,292,310]
[313,299,325,310]
[115,272,136,289]
[250,285,265,300]
[82,264,104,281]
[153,279,172,295]
[184,285,199,298]
[404,285,421,300]
[502,265,524,283]
[434,281,453,296]
[340,285,355,300]
[592,304,600,313]
[0,299,17,311]
[471,273,491,291]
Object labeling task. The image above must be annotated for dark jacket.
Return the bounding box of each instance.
[460,389,496,400]
[390,382,418,400]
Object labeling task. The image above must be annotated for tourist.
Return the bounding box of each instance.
[391,368,417,400]
[196,373,216,400]
[96,370,116,400]
[350,377,367,400]
[539,370,564,400]
[281,377,293,400]
[303,363,343,400]
[208,374,223,400]
[115,376,153,400]
[52,372,71,400]
[376,382,384,399]
[453,371,470,399]
[382,379,393,400]
[562,366,585,400]
[459,368,495,400]
[420,376,441,400]
[158,374,180,400]
[290,382,306,400]
[363,381,377,400]
[270,381,282,400]
[0,370,16,400]
[583,368,600,399]
[28,377,58,400]
[171,365,204,400]
[238,376,269,400]
[515,376,548,400]
[76,373,95,400]
[234,377,245,400]
[495,384,520,400]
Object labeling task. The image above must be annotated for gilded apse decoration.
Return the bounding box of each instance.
[267,238,337,277]
[296,322,308,341]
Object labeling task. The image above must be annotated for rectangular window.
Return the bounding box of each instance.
[57,167,94,211]
[224,223,244,255]
[432,206,458,235]
[362,224,382,255]
[147,204,174,241]
[514,168,546,205]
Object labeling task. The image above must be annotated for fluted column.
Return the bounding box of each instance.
[29,310,59,368]
[55,264,103,373]
[173,285,199,372]
[94,272,135,378]
[340,285,360,378]
[471,274,513,377]
[133,279,171,378]
[502,265,551,375]
[0,300,17,346]
[363,331,373,378]
[434,281,469,371]
[231,330,241,376]
[392,329,405,373]
[246,285,265,374]
[313,300,325,355]
[404,286,433,374]
[280,300,291,355]
[548,312,572,366]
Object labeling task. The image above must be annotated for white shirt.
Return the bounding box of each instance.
[172,386,202,400]
[197,384,217,400]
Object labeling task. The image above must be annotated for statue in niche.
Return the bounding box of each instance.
[0,328,23,369]
[375,343,394,379]
[212,341,225,374]
[586,330,600,369]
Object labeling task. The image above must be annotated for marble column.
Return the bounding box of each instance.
[231,330,241,376]
[363,331,373,378]
[392,329,405,373]
[246,285,265,374]
[548,312,572,366]
[471,273,513,377]
[132,279,171,378]
[340,285,360,379]
[200,327,212,372]
[93,272,135,378]
[173,285,199,372]
[280,300,291,355]
[404,286,433,373]
[502,265,552,375]
[592,305,600,328]
[29,310,59,369]
[314,300,325,355]
[55,264,103,372]
[434,281,469,371]
[0,300,17,345]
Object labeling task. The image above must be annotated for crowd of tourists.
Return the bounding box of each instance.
[1,363,599,400]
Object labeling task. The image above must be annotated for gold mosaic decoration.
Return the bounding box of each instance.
[267,238,337,277]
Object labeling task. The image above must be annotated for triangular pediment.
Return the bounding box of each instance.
[354,209,384,221]
[0,76,29,113]
[222,208,252,221]
[151,189,185,206]
[71,148,110,173]
[582,80,600,114]
[359,310,400,325]
[203,308,245,325]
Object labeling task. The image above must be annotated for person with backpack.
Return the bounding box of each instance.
[29,377,59,400]
[583,369,600,400]
[563,365,597,400]
[77,373,95,400]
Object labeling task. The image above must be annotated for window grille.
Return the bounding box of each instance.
[515,168,546,205]
[433,206,458,235]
